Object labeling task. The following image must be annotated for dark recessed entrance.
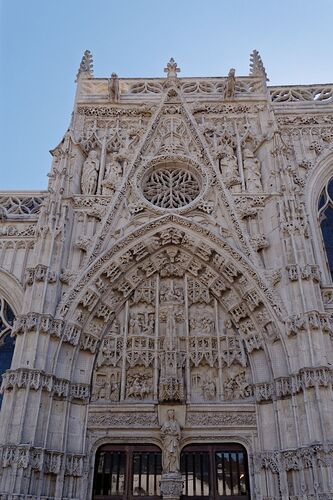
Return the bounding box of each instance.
[92,443,250,499]
[181,444,250,499]
[92,444,162,499]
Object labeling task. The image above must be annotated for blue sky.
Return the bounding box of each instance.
[1,0,332,190]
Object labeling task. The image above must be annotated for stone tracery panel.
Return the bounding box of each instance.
[143,167,200,209]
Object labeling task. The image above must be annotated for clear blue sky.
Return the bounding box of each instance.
[1,0,332,190]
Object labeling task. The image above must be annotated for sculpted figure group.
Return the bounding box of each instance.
[81,149,124,196]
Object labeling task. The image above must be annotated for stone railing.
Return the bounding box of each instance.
[79,76,265,101]
[0,192,46,219]
[270,84,333,103]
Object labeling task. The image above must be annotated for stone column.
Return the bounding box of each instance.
[160,472,184,500]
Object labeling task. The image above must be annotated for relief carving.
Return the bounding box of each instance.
[126,368,153,400]
[224,367,252,400]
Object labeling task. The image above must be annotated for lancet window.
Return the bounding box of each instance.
[318,178,333,280]
[0,298,15,407]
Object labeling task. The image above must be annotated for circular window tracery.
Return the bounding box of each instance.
[142,163,201,209]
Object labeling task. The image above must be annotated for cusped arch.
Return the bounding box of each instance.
[53,217,290,389]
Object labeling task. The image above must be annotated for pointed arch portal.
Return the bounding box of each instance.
[54,217,288,406]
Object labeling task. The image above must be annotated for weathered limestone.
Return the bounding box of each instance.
[0,50,333,499]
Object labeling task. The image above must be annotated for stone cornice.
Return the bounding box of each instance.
[0,445,84,476]
[254,442,333,473]
[1,368,90,402]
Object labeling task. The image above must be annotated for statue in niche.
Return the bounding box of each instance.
[243,146,262,192]
[142,316,154,336]
[224,68,236,99]
[160,409,182,474]
[109,73,120,102]
[91,375,107,401]
[110,319,120,336]
[129,313,141,335]
[218,143,240,186]
[81,150,99,195]
[202,379,216,400]
[101,154,122,195]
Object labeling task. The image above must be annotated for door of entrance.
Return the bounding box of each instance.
[92,443,250,499]
[180,444,250,499]
[93,444,162,499]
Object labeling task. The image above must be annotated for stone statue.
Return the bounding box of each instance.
[202,379,216,400]
[101,155,122,195]
[244,147,262,192]
[81,150,99,195]
[109,73,120,102]
[218,143,240,186]
[161,409,181,473]
[224,68,236,99]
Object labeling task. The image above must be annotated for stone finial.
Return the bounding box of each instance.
[164,58,180,78]
[76,50,93,80]
[249,49,269,81]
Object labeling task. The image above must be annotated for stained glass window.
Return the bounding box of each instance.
[318,179,333,279]
[0,298,15,407]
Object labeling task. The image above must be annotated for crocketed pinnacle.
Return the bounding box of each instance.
[76,49,94,80]
[249,49,269,81]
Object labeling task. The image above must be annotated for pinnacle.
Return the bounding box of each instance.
[76,49,94,81]
[249,49,269,81]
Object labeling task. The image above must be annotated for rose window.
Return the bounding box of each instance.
[142,165,200,209]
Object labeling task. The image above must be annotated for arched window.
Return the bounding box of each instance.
[318,178,333,279]
[0,297,15,407]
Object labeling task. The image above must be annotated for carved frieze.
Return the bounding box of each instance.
[1,369,90,402]
[186,412,256,426]
[87,412,158,428]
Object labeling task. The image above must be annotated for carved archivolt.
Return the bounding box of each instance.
[58,217,285,321]
[52,222,290,406]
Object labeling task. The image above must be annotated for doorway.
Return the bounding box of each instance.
[180,444,250,499]
[93,444,162,499]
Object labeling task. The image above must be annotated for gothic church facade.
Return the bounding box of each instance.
[0,51,333,499]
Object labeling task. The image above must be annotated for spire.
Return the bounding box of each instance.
[249,50,269,81]
[164,57,180,78]
[76,50,93,80]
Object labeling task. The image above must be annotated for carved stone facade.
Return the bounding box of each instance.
[0,51,333,499]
